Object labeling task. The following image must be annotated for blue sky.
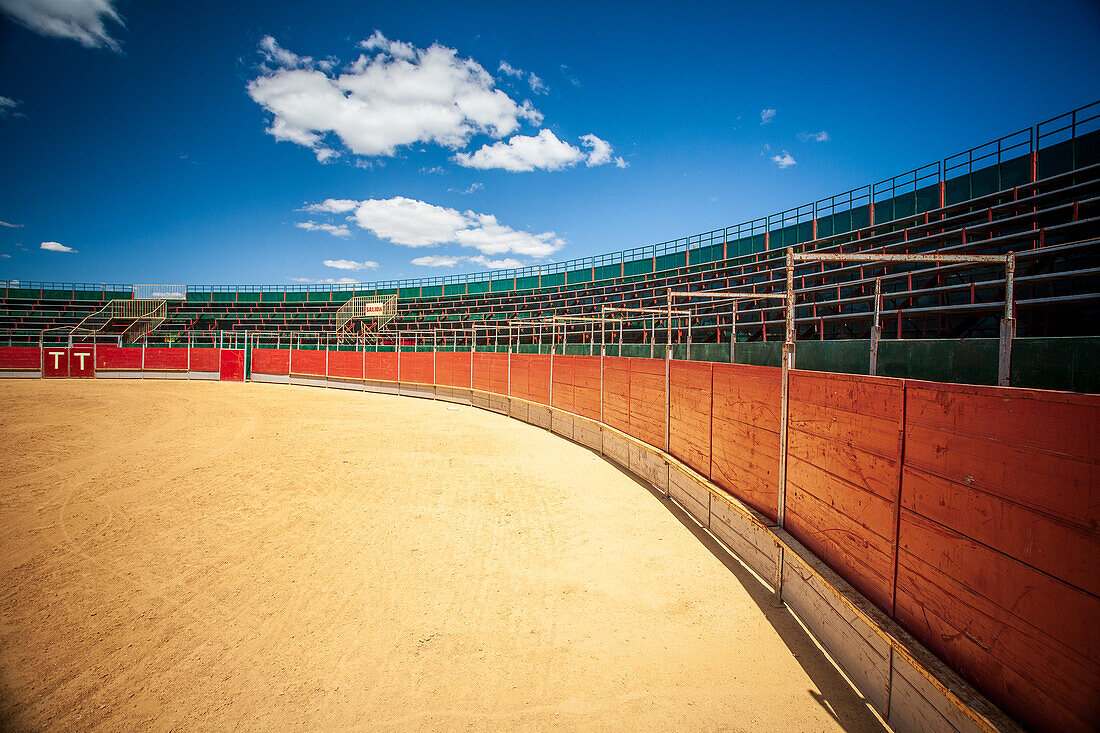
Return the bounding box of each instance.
[0,0,1097,287]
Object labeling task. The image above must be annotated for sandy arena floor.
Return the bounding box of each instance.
[0,380,885,731]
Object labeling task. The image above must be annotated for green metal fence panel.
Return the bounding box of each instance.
[399,287,420,299]
[212,292,235,303]
[420,285,442,297]
[1010,337,1100,394]
[595,264,620,282]
[541,272,565,287]
[491,277,514,292]
[567,267,592,284]
[689,243,723,266]
[237,292,260,303]
[512,276,536,291]
[306,291,331,302]
[878,339,998,385]
[624,258,653,276]
[283,292,307,302]
[444,283,466,296]
[655,252,685,273]
[466,281,489,294]
[261,291,285,303]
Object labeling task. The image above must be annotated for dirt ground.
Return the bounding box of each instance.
[0,380,886,731]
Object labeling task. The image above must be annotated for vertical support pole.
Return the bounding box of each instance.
[665,289,672,453]
[686,307,692,362]
[549,322,555,408]
[141,337,146,373]
[998,254,1016,387]
[507,326,512,397]
[187,333,191,373]
[730,301,738,365]
[397,330,401,384]
[775,251,797,604]
[433,330,437,387]
[870,278,882,376]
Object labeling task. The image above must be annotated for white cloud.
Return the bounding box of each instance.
[295,221,352,238]
[771,151,796,169]
[411,255,463,267]
[760,108,776,124]
[468,255,524,269]
[614,156,629,169]
[580,134,612,167]
[302,198,358,214]
[0,96,21,118]
[412,254,524,270]
[248,32,543,161]
[323,258,379,271]
[41,241,75,252]
[452,212,562,257]
[0,253,10,259]
[498,61,522,77]
[450,182,483,194]
[454,129,583,171]
[0,219,23,227]
[303,195,566,258]
[527,73,547,95]
[354,197,470,247]
[289,276,359,284]
[0,0,124,51]
[499,61,547,95]
[798,130,830,142]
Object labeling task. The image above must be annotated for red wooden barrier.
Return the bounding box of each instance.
[435,351,471,388]
[896,381,1100,733]
[218,350,244,382]
[710,363,781,521]
[0,346,40,370]
[188,348,220,372]
[627,358,665,449]
[518,354,550,404]
[669,360,712,478]
[143,347,188,371]
[327,350,362,380]
[551,355,575,413]
[785,371,904,612]
[42,347,94,378]
[290,349,326,377]
[601,356,630,435]
[94,345,142,370]
[252,348,290,375]
[572,356,601,421]
[399,352,433,384]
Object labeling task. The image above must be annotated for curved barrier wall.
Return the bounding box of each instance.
[2,345,1097,733]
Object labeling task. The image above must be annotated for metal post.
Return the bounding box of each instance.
[998,253,1016,387]
[870,278,882,376]
[665,289,672,453]
[686,307,692,362]
[730,302,737,364]
[549,322,555,408]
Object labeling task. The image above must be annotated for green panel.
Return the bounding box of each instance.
[1037,137,1074,179]
[236,292,261,303]
[850,204,871,230]
[5,288,38,299]
[594,264,619,282]
[673,342,729,363]
[212,292,236,302]
[624,257,653,276]
[444,283,466,296]
[466,281,489,294]
[399,287,420,298]
[376,288,398,296]
[1010,337,1100,394]
[1000,154,1032,189]
[490,277,514,292]
[541,272,565,287]
[307,291,331,302]
[795,340,871,375]
[72,291,106,301]
[689,243,723,266]
[420,285,442,297]
[563,343,594,355]
[42,289,70,300]
[567,267,592,284]
[878,339,998,385]
[916,183,940,214]
[733,342,782,367]
[283,292,307,302]
[261,291,285,303]
[186,291,211,302]
[515,276,539,291]
[654,252,685,273]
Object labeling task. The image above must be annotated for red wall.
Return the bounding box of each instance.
[188,348,220,372]
[143,347,188,371]
[0,346,40,370]
[290,349,326,377]
[95,345,142,370]
[252,348,290,375]
[327,350,362,380]
[399,352,433,384]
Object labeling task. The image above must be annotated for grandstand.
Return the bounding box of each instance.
[2,101,1099,733]
[2,101,1098,391]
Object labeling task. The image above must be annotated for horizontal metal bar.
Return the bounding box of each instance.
[792,253,1011,264]
[602,306,692,316]
[668,290,788,300]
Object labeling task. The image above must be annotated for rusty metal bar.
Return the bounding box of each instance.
[870,278,882,376]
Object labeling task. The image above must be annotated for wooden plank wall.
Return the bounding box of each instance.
[551,354,574,413]
[601,356,631,436]
[289,349,325,376]
[896,381,1100,733]
[399,352,433,384]
[94,345,143,370]
[710,363,782,521]
[669,360,712,477]
[327,350,362,380]
[0,346,41,369]
[250,348,289,375]
[785,371,904,612]
[627,358,666,448]
[572,356,602,422]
